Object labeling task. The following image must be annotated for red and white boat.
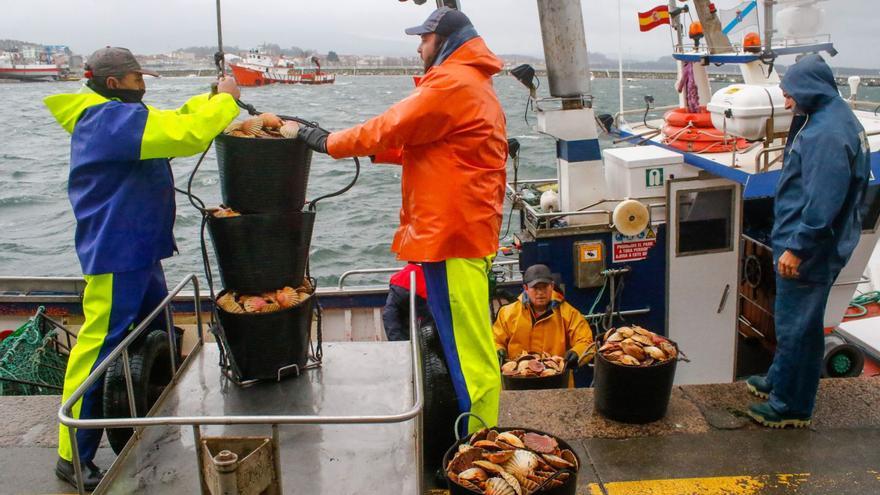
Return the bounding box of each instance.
[0,53,60,81]
[229,50,335,87]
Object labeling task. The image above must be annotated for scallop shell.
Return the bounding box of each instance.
[541,452,576,470]
[643,345,667,361]
[260,302,281,313]
[229,130,253,138]
[280,122,300,139]
[459,467,488,483]
[495,432,525,449]
[224,121,242,134]
[484,477,516,495]
[607,331,624,343]
[259,112,283,129]
[240,117,264,135]
[527,360,545,374]
[503,449,539,480]
[484,450,515,464]
[631,333,654,347]
[617,326,635,338]
[659,341,678,359]
[603,350,625,362]
[212,207,241,218]
[275,287,300,308]
[633,325,654,337]
[447,446,485,474]
[242,296,268,313]
[501,361,518,375]
[470,428,490,443]
[299,278,314,293]
[522,432,558,454]
[217,293,243,313]
[619,354,640,366]
[621,342,646,361]
[472,460,506,476]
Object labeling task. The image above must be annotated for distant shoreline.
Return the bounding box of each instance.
[146,67,880,86]
[5,67,878,86]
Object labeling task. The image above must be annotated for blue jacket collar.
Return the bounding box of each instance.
[433,25,479,68]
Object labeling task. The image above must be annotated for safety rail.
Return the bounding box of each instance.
[58,272,425,494]
[336,261,524,291]
[336,267,404,290]
[613,104,677,128]
[506,180,666,234]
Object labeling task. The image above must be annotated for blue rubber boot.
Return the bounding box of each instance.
[748,402,812,429]
[745,375,771,399]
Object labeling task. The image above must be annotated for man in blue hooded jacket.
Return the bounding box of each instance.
[746,54,871,428]
[45,47,240,488]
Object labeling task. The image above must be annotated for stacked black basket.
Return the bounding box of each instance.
[207,132,317,382]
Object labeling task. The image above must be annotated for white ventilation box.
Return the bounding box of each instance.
[603,146,698,199]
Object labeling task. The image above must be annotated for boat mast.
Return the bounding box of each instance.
[691,0,733,54]
[215,0,225,75]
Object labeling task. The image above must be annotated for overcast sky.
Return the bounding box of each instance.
[3,0,877,69]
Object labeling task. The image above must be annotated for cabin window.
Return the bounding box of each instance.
[676,187,735,256]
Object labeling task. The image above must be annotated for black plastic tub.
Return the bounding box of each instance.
[215,289,314,381]
[207,211,315,294]
[215,133,312,213]
[501,370,569,390]
[443,427,579,495]
[593,339,678,424]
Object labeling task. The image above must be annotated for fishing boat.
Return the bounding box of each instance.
[229,50,335,86]
[0,52,60,81]
[3,1,880,494]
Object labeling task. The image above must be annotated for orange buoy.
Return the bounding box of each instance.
[689,21,703,38]
[662,124,730,142]
[663,107,714,128]
[663,124,749,153]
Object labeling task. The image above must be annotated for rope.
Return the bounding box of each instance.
[845,290,880,319]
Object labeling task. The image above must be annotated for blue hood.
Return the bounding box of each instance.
[433,25,479,68]
[772,54,871,284]
[779,54,839,114]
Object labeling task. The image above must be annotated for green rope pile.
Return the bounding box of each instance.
[0,307,68,396]
[845,290,880,319]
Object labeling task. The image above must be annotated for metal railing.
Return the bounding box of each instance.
[336,260,523,290]
[58,272,425,494]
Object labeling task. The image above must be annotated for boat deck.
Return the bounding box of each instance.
[621,109,880,198]
[4,345,880,494]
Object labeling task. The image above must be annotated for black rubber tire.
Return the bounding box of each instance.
[419,322,459,478]
[102,329,175,454]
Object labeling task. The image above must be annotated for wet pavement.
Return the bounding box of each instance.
[4,353,880,494]
[500,376,880,494]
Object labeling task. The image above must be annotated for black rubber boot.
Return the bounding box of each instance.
[55,457,105,491]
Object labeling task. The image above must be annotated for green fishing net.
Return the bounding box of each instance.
[0,307,69,395]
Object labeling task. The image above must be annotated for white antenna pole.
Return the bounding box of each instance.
[618,0,624,120]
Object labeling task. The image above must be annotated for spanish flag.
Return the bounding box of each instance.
[638,5,671,32]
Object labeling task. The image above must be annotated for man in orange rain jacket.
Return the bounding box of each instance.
[294,7,507,436]
[493,264,593,369]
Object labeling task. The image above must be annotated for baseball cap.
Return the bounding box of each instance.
[405,7,472,37]
[523,264,554,288]
[85,47,159,78]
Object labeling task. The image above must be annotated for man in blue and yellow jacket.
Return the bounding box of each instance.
[44,47,240,488]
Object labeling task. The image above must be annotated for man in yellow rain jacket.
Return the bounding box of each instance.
[493,264,593,369]
[44,47,240,489]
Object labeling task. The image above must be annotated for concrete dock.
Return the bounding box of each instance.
[4,375,880,494]
[499,376,880,494]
